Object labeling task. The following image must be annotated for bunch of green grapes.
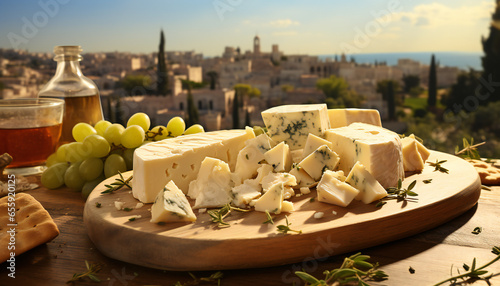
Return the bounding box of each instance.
[41,113,204,199]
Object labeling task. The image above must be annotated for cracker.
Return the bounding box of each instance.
[467,159,500,185]
[0,193,59,263]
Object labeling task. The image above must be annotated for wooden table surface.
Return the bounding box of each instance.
[1,175,499,286]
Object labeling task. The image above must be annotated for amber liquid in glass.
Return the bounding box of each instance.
[44,94,103,144]
[0,123,62,168]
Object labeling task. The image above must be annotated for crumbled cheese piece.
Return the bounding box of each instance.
[300,187,311,195]
[332,210,337,215]
[114,201,124,211]
[135,202,144,209]
[198,208,207,214]
[313,212,324,219]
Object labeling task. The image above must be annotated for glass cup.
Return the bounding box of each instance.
[0,98,64,175]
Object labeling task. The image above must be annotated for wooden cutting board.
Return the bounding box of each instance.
[83,151,481,271]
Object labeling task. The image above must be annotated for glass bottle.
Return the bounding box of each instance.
[38,45,103,144]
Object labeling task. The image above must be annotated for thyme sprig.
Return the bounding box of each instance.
[455,137,485,160]
[377,179,418,207]
[277,215,302,234]
[101,172,133,194]
[66,260,101,283]
[174,271,223,286]
[295,252,388,286]
[207,204,249,228]
[263,210,274,224]
[433,246,500,286]
[429,160,449,174]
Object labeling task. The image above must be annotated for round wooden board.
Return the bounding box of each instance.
[83,151,481,271]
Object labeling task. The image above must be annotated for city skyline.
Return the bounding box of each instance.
[0,0,495,57]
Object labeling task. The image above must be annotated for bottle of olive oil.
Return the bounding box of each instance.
[38,46,103,144]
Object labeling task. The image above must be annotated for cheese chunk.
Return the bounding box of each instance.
[231,179,262,208]
[289,165,316,188]
[261,172,297,191]
[328,108,382,128]
[281,200,294,212]
[133,129,254,203]
[233,134,274,185]
[410,134,430,162]
[298,145,340,181]
[302,133,334,159]
[326,122,404,188]
[317,170,359,207]
[346,161,388,204]
[261,104,330,150]
[150,181,196,223]
[254,182,284,214]
[264,142,292,172]
[401,137,424,172]
[190,158,233,209]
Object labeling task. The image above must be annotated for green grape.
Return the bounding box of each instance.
[104,154,127,178]
[103,123,125,146]
[253,126,265,136]
[56,143,70,162]
[72,122,97,142]
[81,175,105,200]
[121,125,145,149]
[41,162,69,189]
[45,153,60,167]
[166,116,186,137]
[65,142,92,163]
[79,157,104,181]
[150,125,169,141]
[184,124,205,135]
[94,120,112,136]
[83,134,110,158]
[64,162,85,191]
[127,112,150,131]
[123,148,135,170]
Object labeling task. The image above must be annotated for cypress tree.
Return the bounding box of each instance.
[186,84,199,126]
[157,30,168,96]
[428,54,437,108]
[481,0,500,103]
[232,90,240,129]
[244,109,251,127]
[387,81,396,120]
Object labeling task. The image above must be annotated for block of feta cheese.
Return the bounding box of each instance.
[150,181,196,223]
[302,133,334,159]
[188,157,233,209]
[233,134,274,185]
[325,122,404,188]
[317,170,360,207]
[254,182,284,214]
[345,162,388,204]
[261,104,330,150]
[133,129,255,203]
[298,145,340,181]
[328,108,382,128]
[264,142,292,172]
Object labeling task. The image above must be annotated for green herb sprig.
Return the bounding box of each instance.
[429,160,449,174]
[295,252,388,286]
[455,137,485,160]
[277,215,302,235]
[174,271,223,286]
[263,210,274,225]
[66,260,101,283]
[207,204,249,228]
[101,172,133,194]
[433,246,500,286]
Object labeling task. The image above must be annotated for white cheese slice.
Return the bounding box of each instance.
[325,122,404,188]
[231,179,262,208]
[264,142,292,172]
[401,136,425,172]
[261,104,330,150]
[345,161,388,204]
[261,172,297,191]
[298,145,340,181]
[328,108,382,128]
[133,129,255,203]
[150,180,197,223]
[254,182,284,214]
[190,157,233,209]
[233,134,274,185]
[302,133,334,159]
[317,170,359,207]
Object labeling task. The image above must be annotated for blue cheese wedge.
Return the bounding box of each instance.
[317,170,359,207]
[233,134,274,185]
[345,161,388,204]
[325,122,404,188]
[264,142,292,172]
[298,145,340,181]
[289,164,316,188]
[150,181,196,223]
[328,108,382,128]
[254,182,284,214]
[231,179,262,208]
[188,157,233,209]
[261,104,330,150]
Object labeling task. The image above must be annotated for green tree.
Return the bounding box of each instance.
[442,69,480,113]
[206,71,218,90]
[157,29,168,96]
[316,75,363,108]
[120,75,152,95]
[245,109,251,127]
[377,80,400,120]
[481,0,500,104]
[428,54,437,108]
[114,96,125,126]
[232,90,240,129]
[185,84,199,126]
[402,74,420,93]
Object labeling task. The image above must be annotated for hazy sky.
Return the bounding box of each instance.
[0,0,495,57]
